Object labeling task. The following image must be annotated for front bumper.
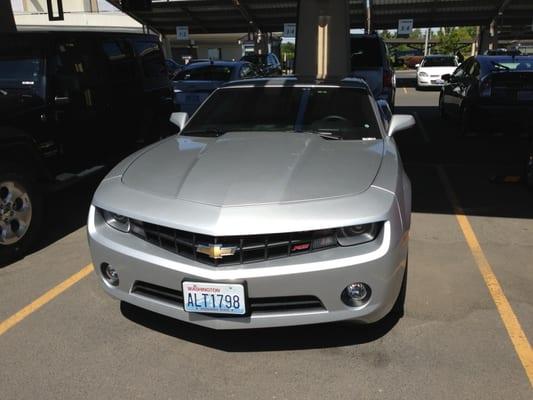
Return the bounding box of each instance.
[88,206,408,330]
[417,77,444,87]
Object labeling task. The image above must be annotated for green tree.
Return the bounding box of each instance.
[434,26,475,54]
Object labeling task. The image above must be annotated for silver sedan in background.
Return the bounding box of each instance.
[88,78,414,330]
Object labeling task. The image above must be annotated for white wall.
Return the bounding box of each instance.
[12,0,143,32]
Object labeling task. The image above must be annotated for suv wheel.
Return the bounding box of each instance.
[0,169,42,264]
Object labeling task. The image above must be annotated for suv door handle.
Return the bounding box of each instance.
[54,96,70,105]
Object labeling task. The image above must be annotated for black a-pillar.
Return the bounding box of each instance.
[0,0,17,33]
[294,0,351,80]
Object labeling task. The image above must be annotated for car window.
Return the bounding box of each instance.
[453,63,468,78]
[421,57,457,67]
[102,40,136,82]
[487,57,533,71]
[0,53,42,88]
[239,64,255,79]
[350,37,383,68]
[469,61,480,78]
[175,65,234,81]
[182,87,381,140]
[133,40,166,79]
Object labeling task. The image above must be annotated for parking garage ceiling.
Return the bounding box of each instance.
[112,0,533,38]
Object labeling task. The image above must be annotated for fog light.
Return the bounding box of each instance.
[341,282,371,307]
[101,263,119,286]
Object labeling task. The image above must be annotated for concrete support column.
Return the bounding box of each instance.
[0,0,17,33]
[294,0,351,79]
[478,26,490,55]
[489,19,498,50]
[161,35,174,59]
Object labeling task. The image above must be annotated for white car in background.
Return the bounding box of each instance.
[416,55,459,89]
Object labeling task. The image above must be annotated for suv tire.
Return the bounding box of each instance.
[0,167,43,264]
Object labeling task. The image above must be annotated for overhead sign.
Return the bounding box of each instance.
[284,23,297,38]
[397,19,413,36]
[176,26,190,41]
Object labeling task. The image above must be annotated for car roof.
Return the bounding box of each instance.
[183,61,247,69]
[221,76,370,92]
[476,55,533,61]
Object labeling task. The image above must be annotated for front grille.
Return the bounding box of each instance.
[130,220,338,266]
[131,281,325,313]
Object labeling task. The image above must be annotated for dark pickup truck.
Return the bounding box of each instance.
[0,31,174,261]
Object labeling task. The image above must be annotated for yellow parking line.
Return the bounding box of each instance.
[0,264,94,337]
[437,165,533,387]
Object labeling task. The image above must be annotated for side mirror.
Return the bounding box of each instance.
[376,99,393,130]
[388,115,415,137]
[415,63,420,69]
[169,112,188,132]
[441,74,451,82]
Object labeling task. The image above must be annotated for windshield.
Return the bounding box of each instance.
[175,65,234,81]
[0,57,42,88]
[421,57,457,67]
[181,86,381,140]
[241,54,267,65]
[488,58,533,71]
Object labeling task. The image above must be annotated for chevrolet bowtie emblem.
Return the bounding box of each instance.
[196,243,237,259]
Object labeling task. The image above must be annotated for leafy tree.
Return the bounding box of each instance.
[434,27,476,54]
[281,42,295,58]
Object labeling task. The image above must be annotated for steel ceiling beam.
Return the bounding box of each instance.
[231,0,260,32]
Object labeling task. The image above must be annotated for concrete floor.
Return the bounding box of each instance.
[0,83,532,399]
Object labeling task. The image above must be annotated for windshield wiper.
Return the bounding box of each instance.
[491,61,510,70]
[181,128,226,137]
[305,130,344,140]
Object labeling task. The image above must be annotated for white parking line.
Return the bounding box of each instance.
[402,87,408,94]
[413,111,430,143]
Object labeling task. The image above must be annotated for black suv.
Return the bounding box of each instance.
[0,31,173,260]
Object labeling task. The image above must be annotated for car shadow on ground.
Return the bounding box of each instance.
[120,301,403,351]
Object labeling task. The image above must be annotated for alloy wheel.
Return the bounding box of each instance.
[0,180,33,246]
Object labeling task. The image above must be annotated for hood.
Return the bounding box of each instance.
[121,132,384,207]
[173,80,225,93]
[418,66,457,76]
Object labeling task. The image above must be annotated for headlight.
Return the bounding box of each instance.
[173,89,183,93]
[418,71,428,78]
[336,223,382,246]
[102,210,131,233]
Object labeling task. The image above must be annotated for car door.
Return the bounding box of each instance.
[49,35,102,170]
[443,60,470,117]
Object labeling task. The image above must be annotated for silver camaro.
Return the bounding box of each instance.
[88,77,414,329]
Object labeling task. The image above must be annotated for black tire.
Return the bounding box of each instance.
[0,168,43,264]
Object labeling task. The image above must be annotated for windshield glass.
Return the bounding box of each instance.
[421,57,457,67]
[181,87,381,140]
[0,57,42,88]
[175,65,234,81]
[488,58,533,71]
[241,54,267,65]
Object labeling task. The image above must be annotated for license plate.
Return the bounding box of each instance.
[182,282,246,315]
[432,79,444,84]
